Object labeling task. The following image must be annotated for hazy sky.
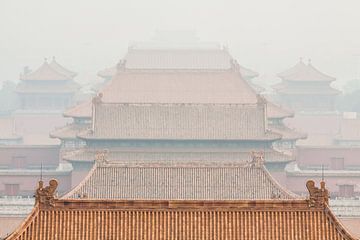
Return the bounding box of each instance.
[1,0,359,89]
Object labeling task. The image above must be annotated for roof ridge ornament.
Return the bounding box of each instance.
[230,59,240,72]
[250,151,264,167]
[35,179,58,207]
[116,59,126,72]
[92,93,103,105]
[306,180,329,208]
[95,149,109,166]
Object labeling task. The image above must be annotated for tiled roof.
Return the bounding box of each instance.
[15,81,79,93]
[49,58,77,78]
[50,123,90,140]
[98,62,258,81]
[0,117,21,140]
[7,198,357,240]
[64,159,296,199]
[278,60,336,82]
[269,125,307,141]
[266,101,294,119]
[63,101,92,118]
[20,61,70,81]
[124,48,232,70]
[63,147,294,163]
[82,102,280,141]
[100,70,258,104]
[274,82,341,95]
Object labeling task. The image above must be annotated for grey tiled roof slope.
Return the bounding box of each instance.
[63,147,294,163]
[80,102,280,140]
[64,161,296,200]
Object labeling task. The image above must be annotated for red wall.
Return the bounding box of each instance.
[0,146,60,168]
[296,147,360,169]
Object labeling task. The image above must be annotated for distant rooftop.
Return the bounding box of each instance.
[278,59,336,82]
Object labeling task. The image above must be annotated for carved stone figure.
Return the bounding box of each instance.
[250,151,264,167]
[95,149,109,165]
[35,179,58,207]
[306,180,329,208]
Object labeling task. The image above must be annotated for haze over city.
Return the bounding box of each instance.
[1,0,360,89]
[1,0,360,239]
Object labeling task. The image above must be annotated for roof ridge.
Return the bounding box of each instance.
[20,61,70,81]
[61,163,98,199]
[260,165,299,199]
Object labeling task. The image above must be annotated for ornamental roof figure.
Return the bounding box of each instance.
[6,180,357,240]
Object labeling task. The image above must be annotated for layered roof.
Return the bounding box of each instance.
[15,81,79,93]
[125,48,232,70]
[98,48,258,79]
[273,82,340,95]
[100,70,258,104]
[50,123,90,140]
[269,125,307,141]
[49,57,77,78]
[64,159,295,199]
[63,147,294,164]
[7,180,356,240]
[266,101,294,119]
[278,59,336,82]
[63,101,92,118]
[81,102,279,141]
[20,61,71,81]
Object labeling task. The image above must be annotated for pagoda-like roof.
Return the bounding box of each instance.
[7,180,356,240]
[15,81,79,94]
[269,125,307,141]
[124,48,232,70]
[80,102,280,141]
[64,158,296,200]
[273,82,341,95]
[20,61,71,81]
[50,122,90,140]
[266,101,294,119]
[63,147,294,164]
[97,48,258,80]
[98,63,258,81]
[49,57,77,78]
[278,59,336,82]
[100,70,258,104]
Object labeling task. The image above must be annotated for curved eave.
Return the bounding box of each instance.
[5,203,40,240]
[269,126,308,141]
